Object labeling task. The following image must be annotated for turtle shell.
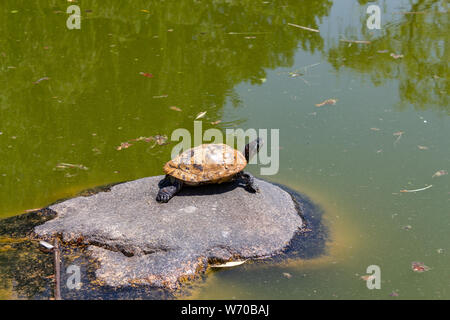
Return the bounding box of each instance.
[163,143,247,185]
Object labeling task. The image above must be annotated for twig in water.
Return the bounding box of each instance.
[340,39,371,44]
[287,23,319,33]
[302,62,321,71]
[400,185,433,193]
[53,238,62,300]
[300,77,310,86]
[393,131,404,145]
[392,11,426,15]
[227,32,269,35]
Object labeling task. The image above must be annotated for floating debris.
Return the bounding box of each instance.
[55,163,88,170]
[340,39,371,44]
[393,11,426,15]
[139,72,153,78]
[195,111,207,120]
[411,262,430,272]
[289,72,303,78]
[370,127,381,131]
[400,185,433,193]
[129,136,153,143]
[117,135,168,150]
[417,145,429,150]
[432,170,448,178]
[282,272,292,279]
[389,291,399,297]
[211,120,222,125]
[402,225,412,230]
[116,142,133,150]
[315,99,337,107]
[287,22,319,33]
[360,275,376,281]
[169,106,182,112]
[210,260,247,268]
[393,131,404,145]
[227,32,269,35]
[33,77,50,84]
[153,94,168,99]
[390,53,404,59]
[153,135,168,146]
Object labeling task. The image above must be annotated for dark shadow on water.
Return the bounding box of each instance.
[273,182,329,261]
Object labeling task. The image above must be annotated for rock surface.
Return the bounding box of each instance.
[34,175,303,289]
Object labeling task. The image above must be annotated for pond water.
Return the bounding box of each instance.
[0,0,448,299]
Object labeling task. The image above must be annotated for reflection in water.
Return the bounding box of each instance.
[327,0,448,113]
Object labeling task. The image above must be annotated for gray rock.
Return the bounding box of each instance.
[34,176,303,289]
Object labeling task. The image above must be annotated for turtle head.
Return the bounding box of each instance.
[244,137,263,162]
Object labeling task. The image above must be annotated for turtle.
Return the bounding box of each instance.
[156,138,263,203]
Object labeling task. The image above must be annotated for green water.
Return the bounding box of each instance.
[1,0,449,299]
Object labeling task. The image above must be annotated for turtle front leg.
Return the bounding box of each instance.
[156,176,183,203]
[237,171,260,193]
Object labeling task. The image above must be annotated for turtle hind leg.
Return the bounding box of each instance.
[237,171,260,193]
[156,176,183,203]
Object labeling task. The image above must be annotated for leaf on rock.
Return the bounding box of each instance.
[211,260,247,268]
